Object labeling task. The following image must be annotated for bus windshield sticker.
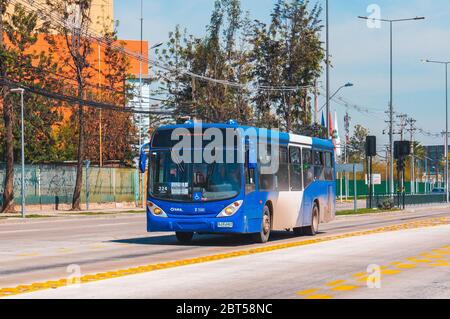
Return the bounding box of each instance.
[193,192,203,201]
[171,183,189,195]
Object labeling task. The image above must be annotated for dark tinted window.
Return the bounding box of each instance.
[289,146,303,191]
[314,151,325,181]
[277,147,290,191]
[259,145,289,191]
[303,148,314,188]
[324,152,334,181]
[152,128,239,148]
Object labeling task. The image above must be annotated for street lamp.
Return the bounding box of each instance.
[319,82,354,112]
[150,42,163,50]
[325,0,330,138]
[358,15,425,196]
[422,59,450,203]
[10,88,25,218]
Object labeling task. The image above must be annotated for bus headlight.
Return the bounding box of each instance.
[147,202,168,218]
[217,201,243,218]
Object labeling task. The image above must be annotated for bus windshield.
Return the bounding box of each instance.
[149,150,242,202]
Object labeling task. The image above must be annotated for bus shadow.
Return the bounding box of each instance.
[111,231,324,248]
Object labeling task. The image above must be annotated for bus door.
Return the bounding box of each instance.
[273,145,304,230]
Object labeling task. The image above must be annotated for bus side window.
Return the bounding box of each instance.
[245,149,256,194]
[289,146,303,191]
[258,145,289,192]
[277,146,290,191]
[258,144,275,191]
[324,152,334,181]
[302,148,313,188]
[314,151,325,181]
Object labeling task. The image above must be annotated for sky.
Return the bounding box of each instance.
[115,0,450,147]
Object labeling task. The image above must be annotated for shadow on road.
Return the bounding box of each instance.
[110,231,322,248]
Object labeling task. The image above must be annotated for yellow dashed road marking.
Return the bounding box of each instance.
[296,288,319,296]
[326,280,347,287]
[381,269,402,276]
[17,253,40,257]
[430,261,450,267]
[2,217,449,298]
[331,285,359,292]
[392,263,417,269]
[305,294,333,300]
[297,242,450,299]
[406,258,432,263]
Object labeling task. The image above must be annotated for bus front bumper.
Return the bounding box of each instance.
[147,214,258,234]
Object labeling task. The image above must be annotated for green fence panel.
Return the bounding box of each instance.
[0,163,139,207]
[336,177,439,197]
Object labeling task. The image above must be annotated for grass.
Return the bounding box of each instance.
[337,208,401,216]
[25,215,57,219]
[66,210,146,216]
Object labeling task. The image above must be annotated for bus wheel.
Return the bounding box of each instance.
[253,205,271,243]
[293,227,303,236]
[175,232,194,243]
[303,203,320,236]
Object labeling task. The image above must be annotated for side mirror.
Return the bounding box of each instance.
[139,152,147,173]
[139,143,150,173]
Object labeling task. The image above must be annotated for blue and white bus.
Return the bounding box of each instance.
[139,121,336,243]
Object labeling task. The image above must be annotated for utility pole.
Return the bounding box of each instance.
[325,0,330,138]
[139,0,145,208]
[10,88,26,218]
[406,118,417,193]
[314,80,318,124]
[396,113,408,141]
[358,15,425,197]
[422,59,449,203]
[98,44,103,167]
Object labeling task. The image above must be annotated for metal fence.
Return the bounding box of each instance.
[337,179,439,197]
[0,164,140,208]
[370,193,447,209]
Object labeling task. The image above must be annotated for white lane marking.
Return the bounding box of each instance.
[0,222,139,235]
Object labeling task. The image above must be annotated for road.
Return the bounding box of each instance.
[1,205,450,299]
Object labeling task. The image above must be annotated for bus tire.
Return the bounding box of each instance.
[175,232,194,243]
[303,203,320,236]
[293,227,303,236]
[253,205,271,243]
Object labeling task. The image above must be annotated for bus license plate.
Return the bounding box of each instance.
[217,222,233,228]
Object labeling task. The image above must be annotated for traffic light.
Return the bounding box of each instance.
[394,141,411,160]
[366,136,377,157]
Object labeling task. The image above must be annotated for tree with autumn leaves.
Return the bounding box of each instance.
[156,0,324,133]
[0,1,136,212]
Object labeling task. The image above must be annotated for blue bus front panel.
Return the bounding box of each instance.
[147,194,268,234]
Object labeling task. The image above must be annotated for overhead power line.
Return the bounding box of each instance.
[13,0,316,93]
[0,77,173,115]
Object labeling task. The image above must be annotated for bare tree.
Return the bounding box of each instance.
[46,0,94,210]
[0,0,15,214]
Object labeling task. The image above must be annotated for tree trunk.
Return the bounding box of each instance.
[1,2,15,214]
[72,87,85,211]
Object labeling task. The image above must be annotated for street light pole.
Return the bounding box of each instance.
[422,59,450,203]
[358,16,425,196]
[319,82,354,113]
[10,88,25,218]
[325,0,330,138]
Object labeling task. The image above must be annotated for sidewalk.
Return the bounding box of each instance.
[0,207,145,219]
[336,203,450,219]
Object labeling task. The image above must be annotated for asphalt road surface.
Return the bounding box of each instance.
[1,205,450,299]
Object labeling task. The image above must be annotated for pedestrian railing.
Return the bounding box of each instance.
[369,193,447,209]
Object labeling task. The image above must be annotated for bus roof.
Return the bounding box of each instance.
[155,123,334,151]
